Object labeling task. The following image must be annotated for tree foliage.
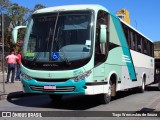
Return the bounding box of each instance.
[0,1,46,52]
[32,4,46,12]
[0,0,11,13]
[7,3,30,27]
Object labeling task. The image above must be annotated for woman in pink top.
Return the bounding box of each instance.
[5,50,19,83]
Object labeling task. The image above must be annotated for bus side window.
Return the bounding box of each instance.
[134,33,138,51]
[137,35,142,53]
[121,19,153,57]
[122,24,131,48]
[123,25,130,47]
[143,39,147,54]
[148,42,151,56]
[130,31,135,50]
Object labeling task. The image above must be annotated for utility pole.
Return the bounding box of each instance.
[1,13,6,94]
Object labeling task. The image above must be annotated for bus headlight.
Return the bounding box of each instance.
[21,73,32,80]
[73,70,92,82]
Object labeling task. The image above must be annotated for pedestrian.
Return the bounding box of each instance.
[5,49,19,83]
[15,50,22,81]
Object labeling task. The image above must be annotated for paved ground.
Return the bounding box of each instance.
[0,71,160,113]
[0,72,23,100]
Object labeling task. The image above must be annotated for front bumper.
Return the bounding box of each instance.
[21,77,85,95]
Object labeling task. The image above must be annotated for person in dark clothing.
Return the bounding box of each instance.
[15,50,22,81]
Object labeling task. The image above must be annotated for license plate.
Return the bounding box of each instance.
[44,85,56,90]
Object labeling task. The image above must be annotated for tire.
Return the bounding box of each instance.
[49,95,63,103]
[98,82,112,104]
[158,82,160,90]
[111,83,116,96]
[99,93,111,104]
[139,79,145,93]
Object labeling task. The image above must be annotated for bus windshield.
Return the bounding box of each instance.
[23,11,93,69]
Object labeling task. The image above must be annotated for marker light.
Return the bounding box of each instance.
[21,72,32,80]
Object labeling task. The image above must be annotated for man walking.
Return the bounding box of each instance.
[5,50,19,83]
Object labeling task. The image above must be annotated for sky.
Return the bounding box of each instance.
[10,0,160,41]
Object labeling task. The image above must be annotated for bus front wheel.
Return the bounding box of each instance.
[99,93,111,104]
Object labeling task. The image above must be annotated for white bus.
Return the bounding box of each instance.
[12,4,154,104]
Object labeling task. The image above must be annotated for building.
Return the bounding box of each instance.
[116,9,130,24]
[154,41,160,83]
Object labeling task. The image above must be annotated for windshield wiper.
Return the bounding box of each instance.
[50,12,71,66]
[55,26,71,66]
[50,12,59,60]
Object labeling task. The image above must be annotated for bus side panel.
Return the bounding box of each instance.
[110,15,137,80]
[105,63,122,91]
[106,47,137,91]
[121,67,150,89]
[108,14,138,91]
[131,50,154,85]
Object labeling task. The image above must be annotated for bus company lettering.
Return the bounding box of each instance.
[43,64,59,67]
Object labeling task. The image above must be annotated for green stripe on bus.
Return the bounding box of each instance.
[111,15,137,81]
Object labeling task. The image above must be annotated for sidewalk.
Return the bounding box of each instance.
[0,72,23,100]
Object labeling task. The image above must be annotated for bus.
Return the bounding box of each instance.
[12,4,154,104]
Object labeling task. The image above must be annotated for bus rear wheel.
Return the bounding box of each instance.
[139,79,145,93]
[158,81,160,90]
[49,95,63,103]
[111,83,116,96]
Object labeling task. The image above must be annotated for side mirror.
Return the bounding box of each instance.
[12,26,27,44]
[100,25,107,43]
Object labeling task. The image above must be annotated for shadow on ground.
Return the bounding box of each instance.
[145,85,160,91]
[6,85,159,110]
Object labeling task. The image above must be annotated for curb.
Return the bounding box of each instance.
[0,91,24,101]
[0,93,8,100]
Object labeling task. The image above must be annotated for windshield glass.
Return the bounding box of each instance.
[23,11,93,64]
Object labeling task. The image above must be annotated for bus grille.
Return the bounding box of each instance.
[30,85,75,92]
[34,78,69,82]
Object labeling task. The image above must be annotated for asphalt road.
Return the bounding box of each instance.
[0,85,159,120]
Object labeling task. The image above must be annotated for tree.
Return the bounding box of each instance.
[32,4,46,12]
[2,2,46,52]
[7,3,30,27]
[0,0,11,13]
[2,3,30,52]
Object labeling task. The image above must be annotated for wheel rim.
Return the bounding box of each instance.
[108,84,111,96]
[142,80,145,91]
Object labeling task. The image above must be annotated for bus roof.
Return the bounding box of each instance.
[34,4,109,14]
[119,18,153,42]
